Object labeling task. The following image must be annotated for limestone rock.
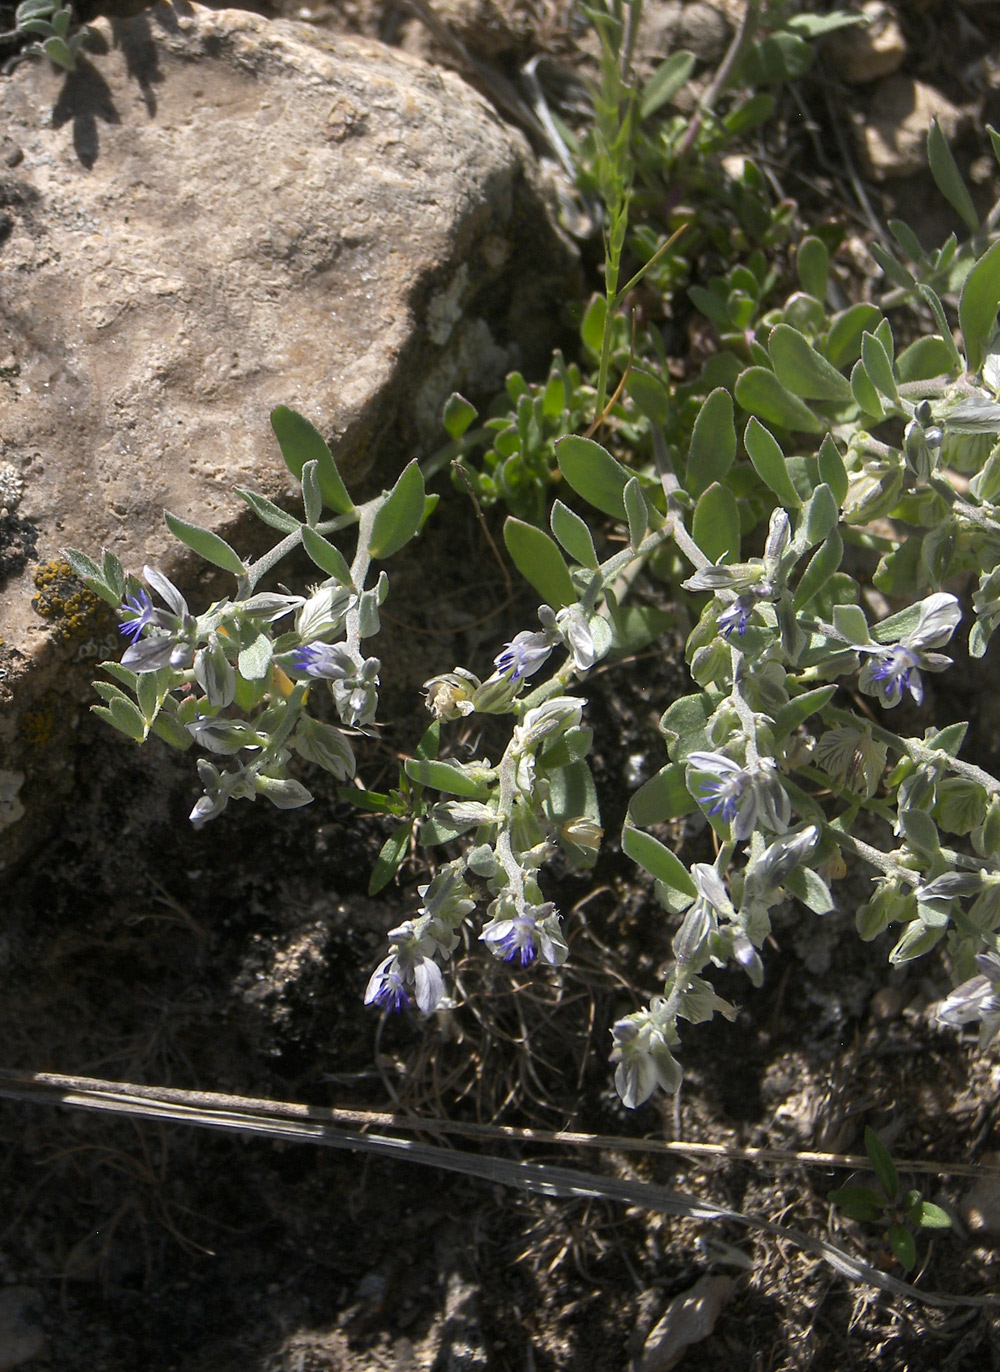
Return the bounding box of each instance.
[639,1,731,67]
[0,1,569,870]
[856,77,966,181]
[828,2,907,85]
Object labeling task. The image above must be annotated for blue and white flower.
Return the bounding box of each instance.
[687,751,790,842]
[936,952,1000,1047]
[495,630,553,681]
[858,592,961,708]
[119,566,197,673]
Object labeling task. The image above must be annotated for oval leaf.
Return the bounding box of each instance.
[743,417,801,508]
[735,367,825,433]
[550,499,599,569]
[860,331,899,404]
[693,482,741,565]
[556,435,630,518]
[797,236,829,300]
[368,461,426,559]
[164,511,245,575]
[300,525,353,585]
[404,758,490,799]
[503,518,576,607]
[236,487,301,534]
[271,406,353,515]
[768,324,853,403]
[687,387,736,497]
[959,237,1000,374]
[825,303,882,370]
[627,764,697,826]
[928,118,979,234]
[622,825,697,897]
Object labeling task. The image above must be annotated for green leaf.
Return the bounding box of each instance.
[794,528,842,609]
[797,236,829,300]
[888,1224,917,1272]
[899,807,941,857]
[164,511,245,575]
[927,118,979,233]
[740,31,813,84]
[442,392,477,440]
[627,367,672,427]
[825,303,883,370]
[784,865,835,915]
[404,758,490,799]
[896,336,959,383]
[368,461,426,559]
[640,50,696,119]
[627,764,696,826]
[556,435,630,518]
[865,1127,899,1201]
[300,525,353,584]
[503,518,576,607]
[721,91,774,136]
[614,603,673,652]
[659,692,714,760]
[735,367,824,434]
[238,631,273,681]
[64,549,122,606]
[774,685,836,740]
[270,406,353,515]
[94,696,147,743]
[41,33,74,67]
[988,124,1000,169]
[621,825,697,897]
[861,332,899,404]
[692,482,741,565]
[295,530,352,589]
[850,360,886,421]
[959,238,1000,374]
[743,417,801,508]
[800,483,839,547]
[687,387,736,497]
[17,0,58,21]
[817,434,848,506]
[786,11,868,36]
[768,324,852,403]
[828,1185,884,1224]
[688,284,731,328]
[917,286,963,372]
[580,295,606,359]
[546,758,601,831]
[369,821,413,895]
[870,241,917,292]
[301,460,322,527]
[913,1201,952,1230]
[624,476,649,549]
[414,719,440,763]
[550,500,599,569]
[236,487,301,534]
[834,603,870,644]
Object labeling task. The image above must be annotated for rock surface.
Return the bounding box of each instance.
[856,76,966,181]
[0,0,568,870]
[828,2,907,85]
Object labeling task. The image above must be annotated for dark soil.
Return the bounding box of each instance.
[3,2,1000,1370]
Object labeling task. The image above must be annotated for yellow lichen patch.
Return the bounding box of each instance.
[18,697,57,747]
[31,560,113,643]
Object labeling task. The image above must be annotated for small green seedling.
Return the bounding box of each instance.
[14,0,91,71]
[829,1127,952,1271]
